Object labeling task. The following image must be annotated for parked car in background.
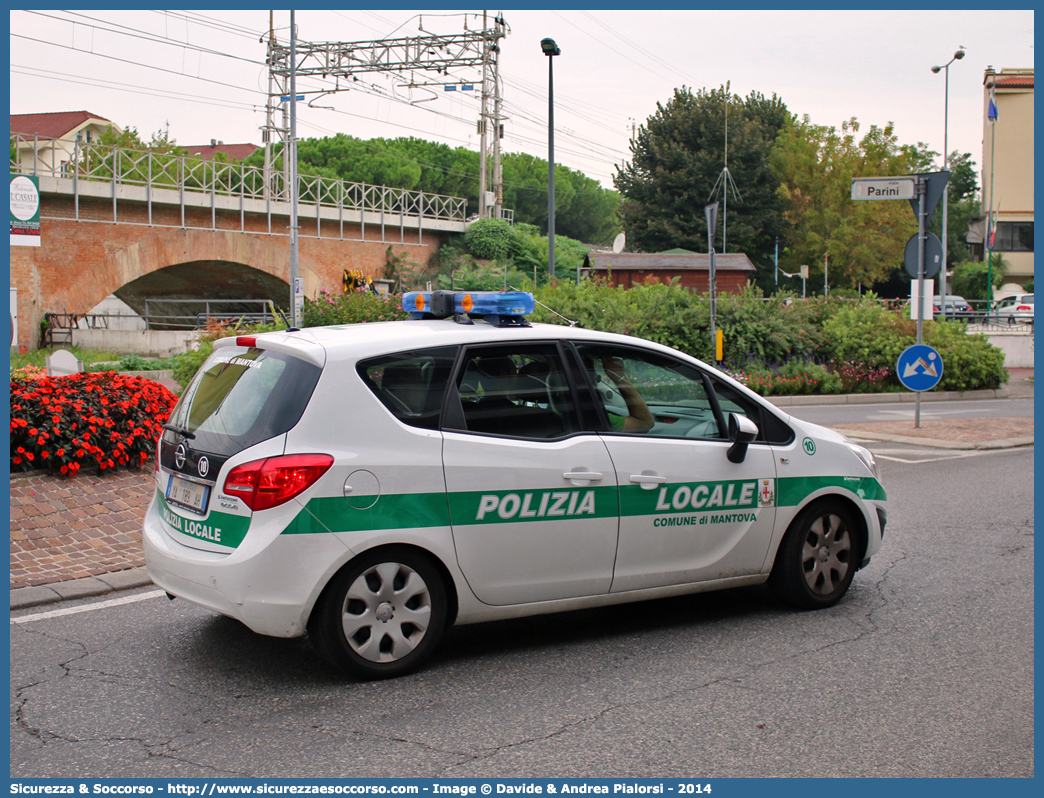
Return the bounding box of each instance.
[932,295,975,320]
[991,294,1034,324]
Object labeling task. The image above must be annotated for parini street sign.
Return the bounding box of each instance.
[851,177,916,200]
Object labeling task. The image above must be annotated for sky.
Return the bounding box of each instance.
[9,8,1036,191]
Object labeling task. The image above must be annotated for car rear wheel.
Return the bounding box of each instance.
[309,548,448,680]
[769,499,860,609]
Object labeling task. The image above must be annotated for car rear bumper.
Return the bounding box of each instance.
[143,494,352,638]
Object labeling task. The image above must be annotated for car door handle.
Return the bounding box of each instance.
[630,474,666,490]
[563,471,602,481]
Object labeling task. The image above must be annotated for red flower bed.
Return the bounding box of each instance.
[10,372,178,476]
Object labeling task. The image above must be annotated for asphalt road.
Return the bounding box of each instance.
[10,439,1033,779]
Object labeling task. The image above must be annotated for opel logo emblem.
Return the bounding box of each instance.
[197,456,210,478]
[174,443,187,469]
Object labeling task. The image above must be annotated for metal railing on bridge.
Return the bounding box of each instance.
[142,299,282,331]
[9,134,490,243]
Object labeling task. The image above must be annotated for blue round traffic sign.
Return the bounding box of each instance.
[896,344,944,392]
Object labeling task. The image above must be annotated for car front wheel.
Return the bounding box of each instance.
[309,547,448,680]
[769,499,860,609]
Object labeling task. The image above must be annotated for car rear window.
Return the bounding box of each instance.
[164,345,322,457]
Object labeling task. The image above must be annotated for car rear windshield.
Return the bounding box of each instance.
[164,345,322,457]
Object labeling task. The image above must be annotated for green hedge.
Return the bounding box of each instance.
[531,280,1007,393]
[168,281,1009,395]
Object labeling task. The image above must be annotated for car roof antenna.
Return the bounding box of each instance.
[257,274,297,331]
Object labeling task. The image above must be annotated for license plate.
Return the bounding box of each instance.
[166,474,211,514]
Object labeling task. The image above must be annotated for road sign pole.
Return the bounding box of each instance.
[915,177,927,427]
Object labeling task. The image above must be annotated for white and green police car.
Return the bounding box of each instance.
[144,290,886,680]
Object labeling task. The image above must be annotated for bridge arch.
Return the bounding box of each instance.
[10,193,449,347]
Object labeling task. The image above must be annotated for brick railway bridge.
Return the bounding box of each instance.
[9,140,471,349]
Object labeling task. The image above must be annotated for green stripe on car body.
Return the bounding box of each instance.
[293,491,451,534]
[777,475,886,505]
[161,473,885,550]
[156,490,251,549]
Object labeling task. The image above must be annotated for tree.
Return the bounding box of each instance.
[934,150,978,266]
[903,144,979,266]
[241,135,619,242]
[613,85,789,283]
[951,254,1007,302]
[770,116,923,290]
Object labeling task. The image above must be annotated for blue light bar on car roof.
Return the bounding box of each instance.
[401,290,535,326]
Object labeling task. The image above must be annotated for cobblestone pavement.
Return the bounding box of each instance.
[9,370,1033,606]
[11,469,153,589]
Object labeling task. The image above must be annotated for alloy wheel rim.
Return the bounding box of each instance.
[801,513,852,595]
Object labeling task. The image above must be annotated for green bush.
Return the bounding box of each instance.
[302,289,408,327]
[820,303,915,380]
[924,321,1008,391]
[171,346,212,389]
[532,280,1005,393]
[464,218,517,260]
[436,262,532,292]
[532,278,710,357]
[169,279,1009,396]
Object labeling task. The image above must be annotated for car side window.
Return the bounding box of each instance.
[358,346,458,430]
[443,344,580,440]
[573,344,722,439]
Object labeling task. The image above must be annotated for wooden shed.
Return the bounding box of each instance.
[582,251,756,292]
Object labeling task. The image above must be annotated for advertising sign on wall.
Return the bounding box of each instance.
[10,173,41,246]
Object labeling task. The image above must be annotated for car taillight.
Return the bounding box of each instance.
[1017,305,1031,311]
[224,454,334,512]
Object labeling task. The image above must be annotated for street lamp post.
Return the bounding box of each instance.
[541,37,560,280]
[932,47,965,319]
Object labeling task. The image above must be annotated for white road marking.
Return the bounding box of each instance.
[12,589,168,624]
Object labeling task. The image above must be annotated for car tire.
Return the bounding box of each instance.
[769,499,860,610]
[308,547,448,680]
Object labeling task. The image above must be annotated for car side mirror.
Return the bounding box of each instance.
[727,413,758,464]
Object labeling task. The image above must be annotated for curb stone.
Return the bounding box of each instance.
[11,567,153,611]
[770,386,1010,407]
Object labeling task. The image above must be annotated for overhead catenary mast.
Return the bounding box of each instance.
[264,12,509,217]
